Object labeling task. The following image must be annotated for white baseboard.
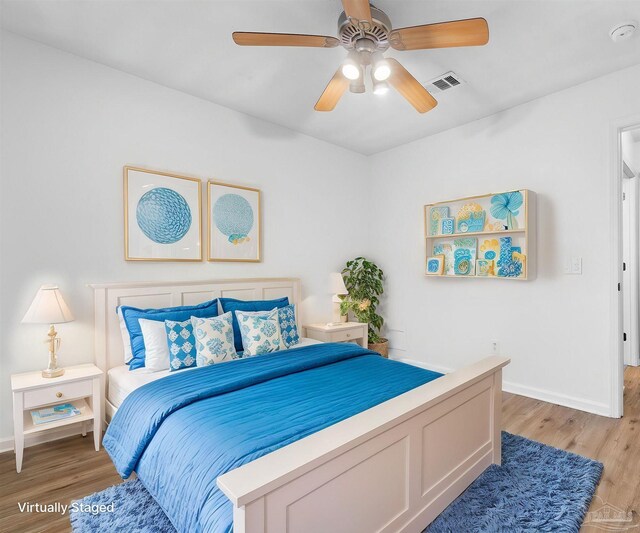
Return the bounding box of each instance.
[394,357,613,418]
[0,423,90,454]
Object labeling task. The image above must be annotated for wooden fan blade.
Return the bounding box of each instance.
[232,32,339,48]
[387,59,437,114]
[315,69,350,112]
[389,18,489,51]
[342,0,372,23]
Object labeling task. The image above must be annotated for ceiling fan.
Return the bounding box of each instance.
[232,0,488,113]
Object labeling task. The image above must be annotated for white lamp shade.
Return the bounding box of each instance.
[329,273,348,295]
[22,285,74,324]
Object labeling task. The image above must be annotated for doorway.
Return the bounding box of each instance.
[621,128,640,368]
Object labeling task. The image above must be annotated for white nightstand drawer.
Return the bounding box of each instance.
[23,380,92,409]
[331,329,360,343]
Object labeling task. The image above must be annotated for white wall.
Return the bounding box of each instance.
[0,32,370,442]
[369,63,640,416]
[3,30,640,448]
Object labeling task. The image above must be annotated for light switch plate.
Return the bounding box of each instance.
[564,257,583,274]
[571,257,582,274]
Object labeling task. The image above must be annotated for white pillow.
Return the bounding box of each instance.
[236,308,284,356]
[118,307,133,364]
[191,312,238,366]
[138,318,170,372]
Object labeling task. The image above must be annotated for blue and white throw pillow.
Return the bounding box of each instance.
[191,312,238,366]
[278,304,299,348]
[235,308,283,356]
[165,319,197,371]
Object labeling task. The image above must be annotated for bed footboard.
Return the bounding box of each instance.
[217,355,509,533]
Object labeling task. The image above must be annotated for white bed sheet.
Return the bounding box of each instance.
[107,337,323,408]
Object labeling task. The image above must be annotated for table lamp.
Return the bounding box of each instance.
[21,284,74,378]
[328,273,348,326]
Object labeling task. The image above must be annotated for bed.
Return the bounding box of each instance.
[92,278,509,533]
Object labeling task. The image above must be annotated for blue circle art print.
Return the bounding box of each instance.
[213,194,254,244]
[136,187,192,244]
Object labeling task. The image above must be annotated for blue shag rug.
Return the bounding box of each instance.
[70,432,602,533]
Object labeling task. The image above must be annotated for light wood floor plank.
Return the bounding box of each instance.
[0,366,638,532]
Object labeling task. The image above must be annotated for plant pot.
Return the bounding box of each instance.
[368,338,389,358]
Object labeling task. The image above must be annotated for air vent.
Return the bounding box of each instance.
[426,71,464,93]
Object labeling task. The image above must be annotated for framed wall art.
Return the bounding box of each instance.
[124,166,202,261]
[208,181,261,262]
[424,189,535,280]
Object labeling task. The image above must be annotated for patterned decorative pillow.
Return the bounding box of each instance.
[191,312,238,366]
[278,304,300,348]
[165,319,197,371]
[235,308,283,357]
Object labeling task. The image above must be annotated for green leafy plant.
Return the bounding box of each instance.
[339,257,385,344]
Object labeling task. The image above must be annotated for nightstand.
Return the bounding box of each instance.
[11,363,103,473]
[303,322,368,348]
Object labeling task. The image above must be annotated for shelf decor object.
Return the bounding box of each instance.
[426,255,445,276]
[124,166,202,261]
[441,217,455,235]
[208,181,261,262]
[428,206,449,236]
[424,189,534,280]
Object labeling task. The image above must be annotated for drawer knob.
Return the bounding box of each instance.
[56,392,63,398]
[346,333,351,337]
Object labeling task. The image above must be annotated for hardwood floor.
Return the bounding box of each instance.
[1,366,638,533]
[503,365,640,532]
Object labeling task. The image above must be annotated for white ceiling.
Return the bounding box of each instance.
[2,0,640,154]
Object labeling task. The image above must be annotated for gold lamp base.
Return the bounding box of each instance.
[42,367,65,378]
[42,324,64,379]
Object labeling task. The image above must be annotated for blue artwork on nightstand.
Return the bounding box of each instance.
[441,217,455,235]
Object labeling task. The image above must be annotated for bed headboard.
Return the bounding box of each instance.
[90,278,301,374]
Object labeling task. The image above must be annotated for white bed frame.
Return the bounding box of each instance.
[91,278,509,533]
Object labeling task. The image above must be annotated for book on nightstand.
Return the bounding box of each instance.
[30,403,81,425]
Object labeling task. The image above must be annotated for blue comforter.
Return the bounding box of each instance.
[104,343,442,533]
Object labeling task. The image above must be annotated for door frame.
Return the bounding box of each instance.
[609,113,640,418]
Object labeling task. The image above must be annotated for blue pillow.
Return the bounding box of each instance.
[278,304,300,348]
[165,319,197,371]
[220,297,289,352]
[119,299,218,370]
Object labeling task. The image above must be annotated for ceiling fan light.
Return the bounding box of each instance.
[373,80,389,95]
[373,61,391,81]
[342,51,361,80]
[342,63,360,80]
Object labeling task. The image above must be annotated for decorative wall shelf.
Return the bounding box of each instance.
[424,190,535,280]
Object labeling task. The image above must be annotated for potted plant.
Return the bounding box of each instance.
[339,257,388,357]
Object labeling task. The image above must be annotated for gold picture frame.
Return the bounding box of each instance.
[207,180,261,262]
[124,166,203,262]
